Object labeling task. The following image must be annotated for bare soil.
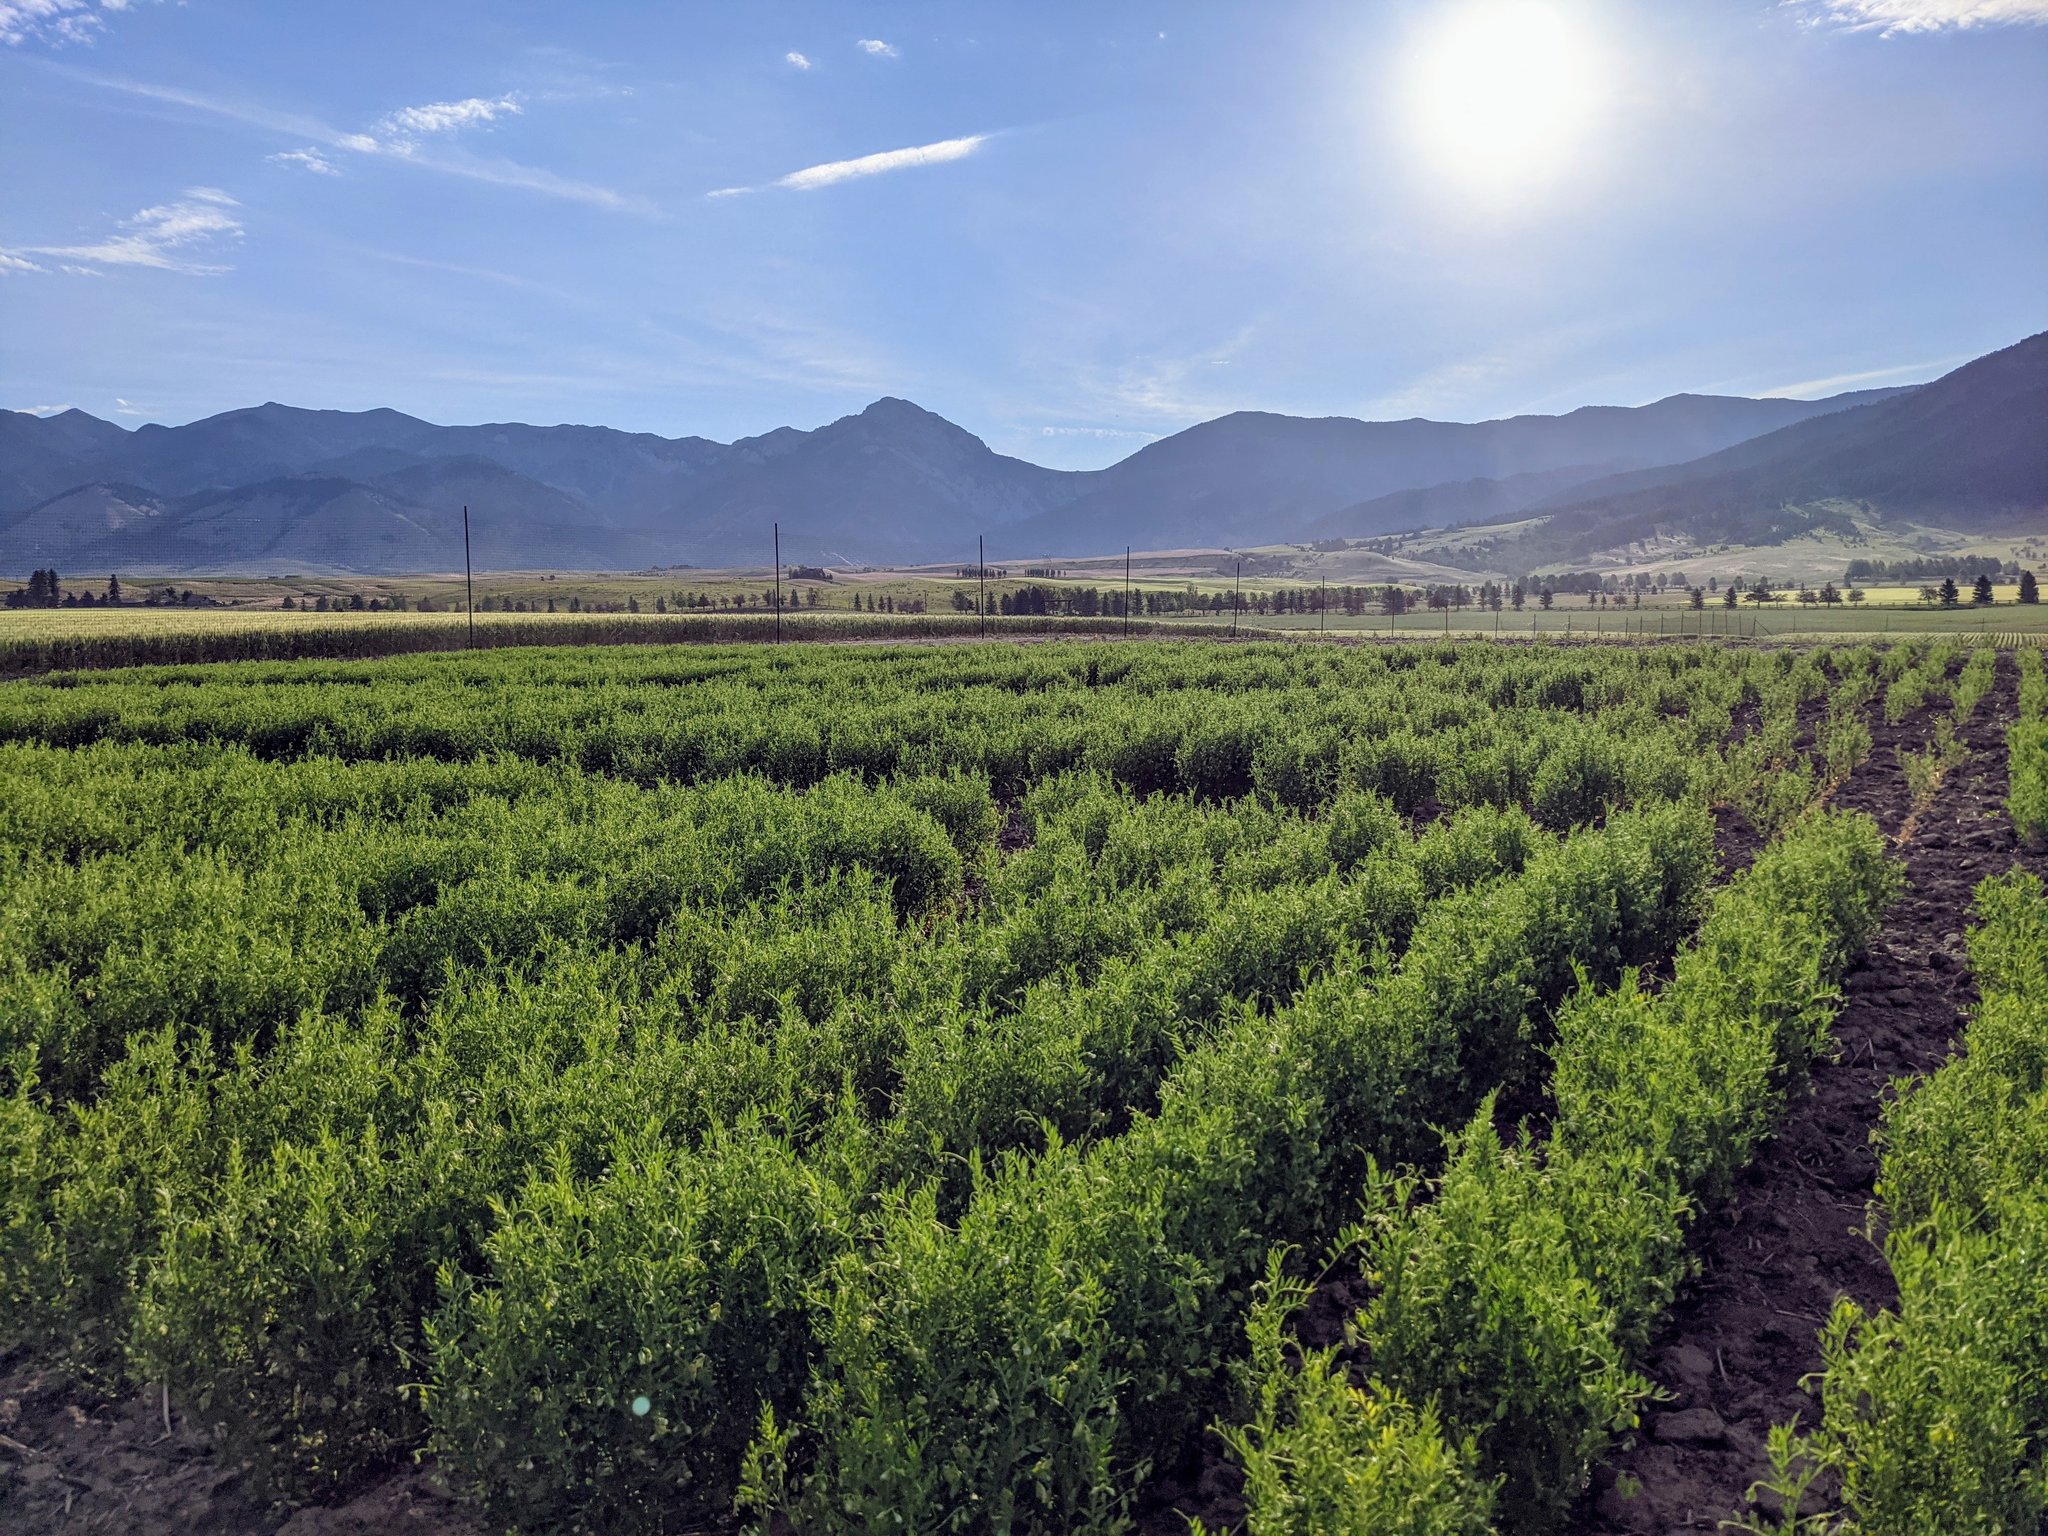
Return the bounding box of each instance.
[0,1355,478,1535]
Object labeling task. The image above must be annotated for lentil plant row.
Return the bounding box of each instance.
[0,640,1905,1532]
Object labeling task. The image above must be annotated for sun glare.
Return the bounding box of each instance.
[1402,1,1609,205]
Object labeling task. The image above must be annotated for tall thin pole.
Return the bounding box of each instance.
[462,504,474,649]
[773,522,782,644]
[978,536,986,639]
[1124,547,1132,638]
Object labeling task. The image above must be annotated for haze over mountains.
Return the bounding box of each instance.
[4,332,2041,577]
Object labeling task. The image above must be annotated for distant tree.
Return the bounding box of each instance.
[349,592,366,611]
[1819,582,1840,605]
[282,596,297,610]
[1723,584,1738,609]
[1940,577,1960,608]
[1510,582,1525,611]
[314,595,330,612]
[1538,588,1554,610]
[49,569,62,604]
[547,596,557,613]
[1690,586,1705,609]
[1847,588,1865,605]
[2021,570,2040,605]
[106,574,122,603]
[1707,576,1718,592]
[1972,574,1994,605]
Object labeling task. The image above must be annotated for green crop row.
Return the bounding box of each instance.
[2012,649,2048,848]
[0,642,1785,810]
[0,639,1878,1529]
[1751,872,2048,1534]
[1216,809,1898,1535]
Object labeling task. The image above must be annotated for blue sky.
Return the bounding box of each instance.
[3,0,2044,469]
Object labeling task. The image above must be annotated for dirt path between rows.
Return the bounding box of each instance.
[1578,659,2041,1534]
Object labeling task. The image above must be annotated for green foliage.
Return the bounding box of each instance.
[429,1123,858,1534]
[1235,811,1896,1535]
[1203,1253,1494,1536]
[0,638,1900,1528]
[2010,719,2048,850]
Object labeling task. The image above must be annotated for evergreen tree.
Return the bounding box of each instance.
[107,574,122,604]
[1723,584,1738,609]
[1972,574,1994,605]
[2021,570,2040,605]
[1940,577,1960,607]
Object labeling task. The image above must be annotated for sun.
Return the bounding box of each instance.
[1401,1,1609,204]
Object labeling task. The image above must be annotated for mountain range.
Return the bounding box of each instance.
[3,331,2041,576]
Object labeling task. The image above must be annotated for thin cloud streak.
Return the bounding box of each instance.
[777,134,986,190]
[1792,0,2048,31]
[5,187,244,275]
[41,63,650,213]
[706,133,990,198]
[1758,357,1953,396]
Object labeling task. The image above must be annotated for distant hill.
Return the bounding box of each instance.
[989,388,1914,558]
[4,337,2036,576]
[1506,332,2048,565]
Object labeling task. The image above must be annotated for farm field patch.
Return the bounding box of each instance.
[0,638,2039,1534]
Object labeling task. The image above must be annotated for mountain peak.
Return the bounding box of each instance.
[857,396,947,424]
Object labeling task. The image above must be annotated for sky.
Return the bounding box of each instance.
[2,0,2044,470]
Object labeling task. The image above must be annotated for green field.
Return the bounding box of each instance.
[2,637,2043,1533]
[3,572,2044,677]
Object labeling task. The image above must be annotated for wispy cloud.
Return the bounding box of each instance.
[17,403,76,415]
[113,396,148,416]
[3,187,244,275]
[1791,0,2048,32]
[1040,425,1159,440]
[377,94,521,143]
[707,133,989,198]
[0,250,47,274]
[268,147,339,175]
[857,37,898,57]
[781,134,985,190]
[785,50,812,70]
[1758,357,1952,396]
[0,0,161,49]
[41,64,648,213]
